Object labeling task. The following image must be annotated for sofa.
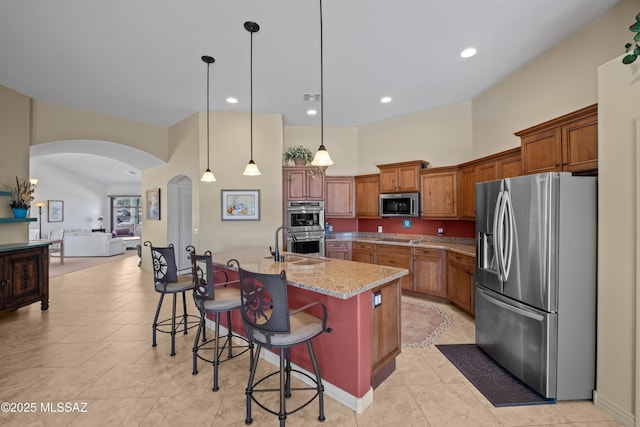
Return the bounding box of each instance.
[63,232,126,257]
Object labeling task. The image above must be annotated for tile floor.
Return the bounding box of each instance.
[0,255,622,426]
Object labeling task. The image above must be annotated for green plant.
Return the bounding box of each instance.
[622,12,640,64]
[283,145,313,165]
[6,176,34,209]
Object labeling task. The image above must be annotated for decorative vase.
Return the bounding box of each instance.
[12,207,28,218]
[293,158,306,166]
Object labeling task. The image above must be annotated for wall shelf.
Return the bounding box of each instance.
[0,190,36,223]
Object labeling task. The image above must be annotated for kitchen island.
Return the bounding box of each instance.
[211,247,408,413]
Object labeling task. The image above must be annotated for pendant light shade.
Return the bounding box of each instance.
[311,0,333,167]
[243,21,261,176]
[201,55,217,182]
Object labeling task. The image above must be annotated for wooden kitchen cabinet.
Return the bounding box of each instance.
[325,176,355,218]
[325,240,351,260]
[377,160,429,193]
[413,247,445,298]
[498,148,523,178]
[283,166,325,201]
[374,244,413,291]
[370,278,401,388]
[355,174,380,218]
[446,251,475,316]
[351,242,374,264]
[457,147,523,221]
[420,167,458,219]
[457,164,477,220]
[0,245,49,313]
[517,104,598,175]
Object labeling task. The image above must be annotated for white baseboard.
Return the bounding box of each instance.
[206,318,373,413]
[593,390,635,427]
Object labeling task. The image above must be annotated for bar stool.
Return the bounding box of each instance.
[144,241,198,356]
[227,259,331,426]
[188,246,253,391]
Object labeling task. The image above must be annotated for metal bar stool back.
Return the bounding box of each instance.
[144,241,198,356]
[188,247,253,391]
[227,259,331,426]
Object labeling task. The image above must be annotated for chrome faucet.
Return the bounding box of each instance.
[272,225,296,261]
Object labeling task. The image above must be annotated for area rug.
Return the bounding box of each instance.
[401,297,453,348]
[49,249,138,277]
[436,343,556,407]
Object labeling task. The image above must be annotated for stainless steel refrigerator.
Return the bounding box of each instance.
[475,172,596,400]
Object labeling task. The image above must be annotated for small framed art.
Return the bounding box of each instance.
[221,190,260,221]
[48,200,64,222]
[146,188,161,220]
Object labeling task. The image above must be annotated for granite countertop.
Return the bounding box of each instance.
[328,232,476,257]
[212,247,408,300]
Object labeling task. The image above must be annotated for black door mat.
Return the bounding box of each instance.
[436,344,556,407]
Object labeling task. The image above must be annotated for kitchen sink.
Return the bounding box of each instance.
[377,237,413,243]
[265,254,325,266]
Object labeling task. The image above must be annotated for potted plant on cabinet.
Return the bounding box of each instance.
[283,145,313,166]
[7,176,34,218]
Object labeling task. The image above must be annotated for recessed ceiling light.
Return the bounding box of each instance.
[380,96,392,103]
[460,47,477,58]
[307,109,317,115]
[226,97,238,104]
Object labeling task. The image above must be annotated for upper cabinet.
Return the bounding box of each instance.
[283,166,326,201]
[355,174,380,218]
[325,176,355,218]
[377,160,429,193]
[420,167,458,219]
[516,104,597,176]
[457,147,522,221]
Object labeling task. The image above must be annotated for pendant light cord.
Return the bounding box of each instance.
[206,61,211,168]
[320,0,324,148]
[250,28,254,160]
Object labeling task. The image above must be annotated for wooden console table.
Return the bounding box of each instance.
[0,243,50,312]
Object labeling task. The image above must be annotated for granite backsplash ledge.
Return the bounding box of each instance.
[329,231,475,246]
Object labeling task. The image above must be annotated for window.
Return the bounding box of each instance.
[109,196,142,236]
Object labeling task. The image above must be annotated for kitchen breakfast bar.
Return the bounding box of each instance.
[210,247,408,413]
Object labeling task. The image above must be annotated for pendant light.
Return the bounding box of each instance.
[201,55,216,182]
[311,0,333,167]
[243,21,261,176]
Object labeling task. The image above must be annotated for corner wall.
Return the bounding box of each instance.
[595,54,639,426]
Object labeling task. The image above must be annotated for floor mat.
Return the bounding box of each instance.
[436,343,556,407]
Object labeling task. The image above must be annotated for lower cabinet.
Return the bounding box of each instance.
[325,240,351,260]
[1,245,49,313]
[413,247,445,297]
[351,242,374,264]
[446,251,475,316]
[374,244,413,291]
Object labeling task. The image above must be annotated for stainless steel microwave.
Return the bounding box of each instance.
[379,193,420,217]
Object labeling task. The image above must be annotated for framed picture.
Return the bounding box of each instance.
[48,200,64,222]
[221,190,260,221]
[146,188,161,220]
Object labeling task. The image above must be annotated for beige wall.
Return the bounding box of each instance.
[31,100,168,161]
[357,101,473,174]
[0,85,31,243]
[284,126,359,176]
[472,0,638,158]
[142,111,284,264]
[596,55,639,426]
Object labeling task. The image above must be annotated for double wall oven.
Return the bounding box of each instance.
[286,201,325,256]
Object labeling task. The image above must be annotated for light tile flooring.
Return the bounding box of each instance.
[0,255,622,426]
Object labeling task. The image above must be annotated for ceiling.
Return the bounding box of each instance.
[0,0,621,184]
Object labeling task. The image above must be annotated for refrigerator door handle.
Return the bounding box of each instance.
[503,190,515,281]
[496,190,509,281]
[492,191,504,280]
